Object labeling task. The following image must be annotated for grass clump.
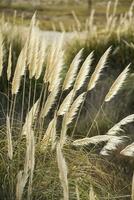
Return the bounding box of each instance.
[0,133,131,199]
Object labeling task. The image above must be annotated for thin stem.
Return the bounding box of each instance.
[33,79,37,106]
[20,72,26,127]
[7,81,10,115]
[39,82,48,119]
[28,79,32,113]
[71,92,87,138]
[56,90,64,111]
[33,82,45,142]
[38,83,48,142]
[9,95,13,119]
[11,94,17,131]
[86,101,105,137]
[17,72,27,174]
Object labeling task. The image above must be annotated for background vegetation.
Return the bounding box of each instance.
[0,0,134,200]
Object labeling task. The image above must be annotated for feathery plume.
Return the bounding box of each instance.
[48,50,64,92]
[106,114,134,135]
[60,93,85,147]
[7,44,12,81]
[35,38,46,79]
[44,34,64,87]
[43,40,57,83]
[65,92,85,125]
[73,135,113,146]
[56,143,69,200]
[100,136,127,155]
[58,90,74,116]
[62,49,83,91]
[105,64,130,102]
[27,13,36,67]
[16,171,29,200]
[27,27,36,68]
[6,115,13,160]
[41,85,59,118]
[12,44,27,95]
[73,51,93,92]
[88,47,111,91]
[22,99,39,136]
[120,143,134,157]
[29,35,40,79]
[41,116,57,150]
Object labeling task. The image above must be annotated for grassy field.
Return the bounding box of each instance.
[0,0,133,30]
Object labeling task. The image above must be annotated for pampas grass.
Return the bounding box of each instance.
[120,143,134,157]
[1,11,134,199]
[88,47,111,91]
[106,114,134,135]
[35,38,46,80]
[100,136,127,156]
[62,48,83,91]
[58,90,74,116]
[60,92,85,148]
[41,85,59,118]
[73,51,93,92]
[105,64,130,102]
[7,44,12,81]
[22,99,39,136]
[3,39,133,199]
[73,135,116,146]
[12,44,27,95]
